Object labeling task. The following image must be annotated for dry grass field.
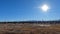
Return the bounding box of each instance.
[0,23,60,34]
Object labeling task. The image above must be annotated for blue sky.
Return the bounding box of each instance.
[0,0,60,21]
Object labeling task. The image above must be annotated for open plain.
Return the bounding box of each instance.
[0,23,60,34]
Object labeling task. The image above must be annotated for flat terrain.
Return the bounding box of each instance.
[0,23,60,34]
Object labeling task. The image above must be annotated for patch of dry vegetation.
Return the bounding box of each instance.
[0,23,60,34]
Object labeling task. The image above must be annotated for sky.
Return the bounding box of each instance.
[0,0,60,21]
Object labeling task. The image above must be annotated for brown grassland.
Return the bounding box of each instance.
[0,23,60,34]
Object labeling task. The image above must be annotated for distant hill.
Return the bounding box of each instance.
[0,20,60,24]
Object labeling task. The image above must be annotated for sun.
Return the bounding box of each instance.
[41,4,49,12]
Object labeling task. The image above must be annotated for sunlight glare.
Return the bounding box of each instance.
[41,4,49,12]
